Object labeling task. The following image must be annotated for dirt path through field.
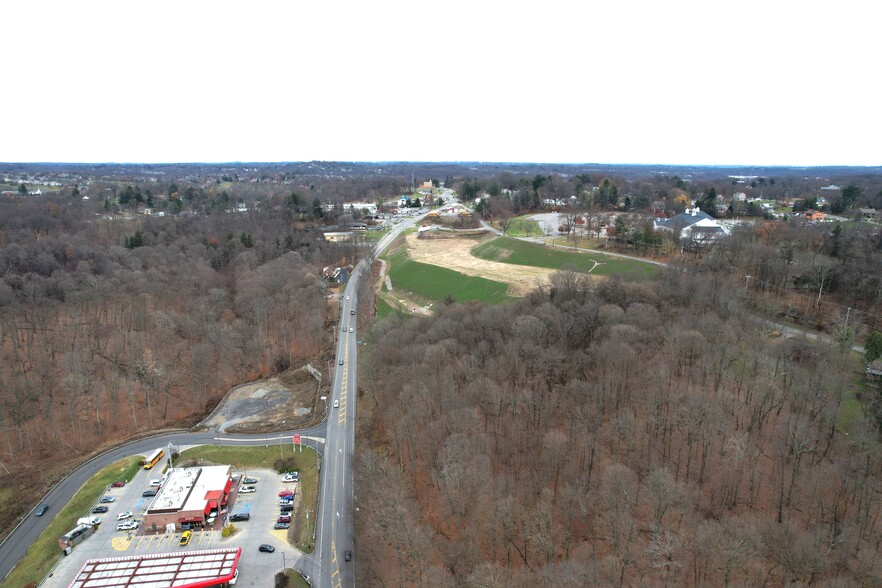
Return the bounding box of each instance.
[404,234,556,296]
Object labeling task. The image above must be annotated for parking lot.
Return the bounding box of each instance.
[42,465,305,587]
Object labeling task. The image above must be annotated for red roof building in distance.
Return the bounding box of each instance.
[66,547,240,588]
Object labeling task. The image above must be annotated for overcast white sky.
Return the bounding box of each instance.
[3,1,878,166]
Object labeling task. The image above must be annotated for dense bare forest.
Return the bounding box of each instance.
[0,195,354,513]
[356,268,882,586]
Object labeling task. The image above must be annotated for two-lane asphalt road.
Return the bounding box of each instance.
[312,211,425,587]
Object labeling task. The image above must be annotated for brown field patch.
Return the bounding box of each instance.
[405,233,556,296]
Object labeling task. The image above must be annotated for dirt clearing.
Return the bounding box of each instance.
[404,233,556,296]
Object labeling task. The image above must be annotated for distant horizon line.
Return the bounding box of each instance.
[3,160,882,169]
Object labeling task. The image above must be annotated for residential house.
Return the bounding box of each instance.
[804,210,825,221]
[653,208,731,248]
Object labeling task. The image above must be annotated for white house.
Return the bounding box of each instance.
[654,208,730,248]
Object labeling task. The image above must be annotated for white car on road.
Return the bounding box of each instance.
[117,511,133,520]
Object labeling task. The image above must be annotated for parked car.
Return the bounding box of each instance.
[277,515,291,523]
[280,504,294,512]
[142,490,157,497]
[242,477,258,484]
[274,522,290,530]
[117,511,133,520]
[239,486,256,493]
[179,530,192,546]
[149,479,162,487]
[99,496,116,503]
[92,506,109,514]
[116,521,138,531]
[279,490,294,497]
[111,481,125,488]
[259,544,275,553]
[229,513,250,522]
[35,504,49,517]
[279,498,294,506]
[283,472,300,482]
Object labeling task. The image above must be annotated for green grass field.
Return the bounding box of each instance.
[375,295,405,320]
[472,236,659,280]
[385,247,512,304]
[505,217,543,238]
[177,444,319,552]
[3,457,143,588]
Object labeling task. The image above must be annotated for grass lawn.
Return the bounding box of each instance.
[3,457,142,588]
[505,217,543,238]
[177,445,319,553]
[384,247,512,304]
[472,236,659,280]
[375,295,405,320]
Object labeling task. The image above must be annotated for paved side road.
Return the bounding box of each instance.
[0,427,326,583]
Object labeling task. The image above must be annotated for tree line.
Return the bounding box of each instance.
[0,194,351,527]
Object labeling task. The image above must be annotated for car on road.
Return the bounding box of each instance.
[277,515,291,523]
[35,504,49,517]
[350,309,355,315]
[339,358,343,365]
[242,477,258,484]
[116,521,138,531]
[259,544,275,553]
[344,550,352,562]
[229,513,250,522]
[279,490,293,497]
[111,481,125,488]
[117,511,133,520]
[342,325,346,331]
[92,506,109,514]
[99,496,115,503]
[349,327,353,333]
[274,522,290,530]
[142,490,157,497]
[179,530,192,546]
[239,486,256,493]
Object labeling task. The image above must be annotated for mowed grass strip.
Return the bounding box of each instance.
[177,444,319,553]
[3,457,143,588]
[472,236,659,280]
[385,248,511,304]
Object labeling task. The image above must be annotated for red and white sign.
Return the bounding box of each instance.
[293,434,301,445]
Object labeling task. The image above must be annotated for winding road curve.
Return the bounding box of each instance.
[0,210,423,587]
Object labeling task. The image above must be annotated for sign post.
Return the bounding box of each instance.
[293,434,302,453]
